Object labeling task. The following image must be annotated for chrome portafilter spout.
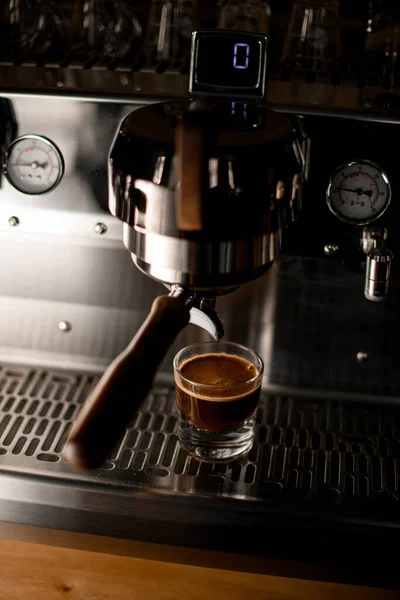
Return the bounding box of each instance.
[169,285,224,341]
[191,297,224,341]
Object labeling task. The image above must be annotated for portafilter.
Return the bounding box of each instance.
[64,32,306,470]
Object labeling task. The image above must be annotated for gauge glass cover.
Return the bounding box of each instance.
[327,159,391,224]
[4,134,64,195]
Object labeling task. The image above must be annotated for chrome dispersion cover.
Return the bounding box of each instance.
[109,100,304,292]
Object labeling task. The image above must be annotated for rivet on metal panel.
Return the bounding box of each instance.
[324,243,339,256]
[58,321,72,333]
[357,351,370,364]
[94,222,108,235]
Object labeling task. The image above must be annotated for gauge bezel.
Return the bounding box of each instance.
[326,158,392,225]
[4,134,65,195]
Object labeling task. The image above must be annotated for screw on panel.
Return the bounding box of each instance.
[58,321,72,333]
[8,216,19,227]
[94,222,108,235]
[357,352,369,364]
[324,243,339,256]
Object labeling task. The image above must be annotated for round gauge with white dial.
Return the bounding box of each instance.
[4,134,64,195]
[327,159,391,225]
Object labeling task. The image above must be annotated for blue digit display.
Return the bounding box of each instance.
[231,101,248,119]
[195,34,261,90]
[233,43,250,70]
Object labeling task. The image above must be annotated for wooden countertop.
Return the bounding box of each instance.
[0,523,397,599]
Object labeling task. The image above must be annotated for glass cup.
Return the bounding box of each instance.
[281,0,341,70]
[102,0,143,60]
[145,0,198,63]
[174,341,264,463]
[6,0,62,61]
[218,0,271,35]
[365,4,400,88]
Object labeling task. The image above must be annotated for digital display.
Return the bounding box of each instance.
[195,34,262,90]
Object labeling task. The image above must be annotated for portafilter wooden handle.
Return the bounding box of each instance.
[63,295,191,470]
[175,120,204,232]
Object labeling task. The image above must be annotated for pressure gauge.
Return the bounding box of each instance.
[327,159,391,225]
[4,134,64,195]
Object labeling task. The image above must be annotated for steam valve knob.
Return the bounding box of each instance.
[364,245,393,303]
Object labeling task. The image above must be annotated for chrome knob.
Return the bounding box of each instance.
[364,244,393,303]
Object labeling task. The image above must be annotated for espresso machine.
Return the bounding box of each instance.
[64,29,307,469]
[0,1,399,589]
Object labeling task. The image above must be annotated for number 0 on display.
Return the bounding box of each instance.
[233,43,250,69]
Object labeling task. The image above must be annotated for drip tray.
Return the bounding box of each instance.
[0,364,399,507]
[0,366,400,587]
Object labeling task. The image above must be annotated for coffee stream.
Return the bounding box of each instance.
[175,353,261,432]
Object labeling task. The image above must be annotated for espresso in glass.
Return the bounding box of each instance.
[174,342,263,463]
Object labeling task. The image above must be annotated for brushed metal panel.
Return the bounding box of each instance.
[0,95,146,236]
[0,94,398,398]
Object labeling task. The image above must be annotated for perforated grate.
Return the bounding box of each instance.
[0,367,96,463]
[0,365,399,513]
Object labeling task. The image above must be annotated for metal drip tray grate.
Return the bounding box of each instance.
[0,365,399,520]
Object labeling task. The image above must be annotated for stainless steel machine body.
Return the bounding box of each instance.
[0,92,399,583]
[1,94,397,394]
